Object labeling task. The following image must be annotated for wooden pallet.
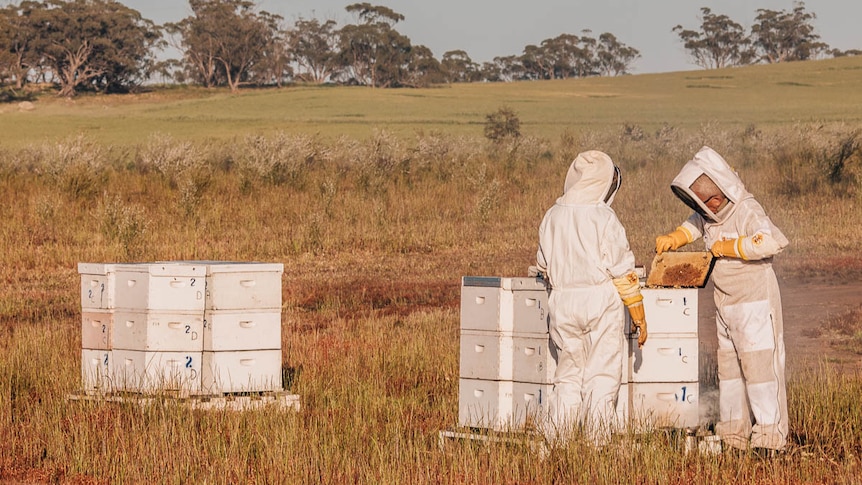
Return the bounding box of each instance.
[67,389,301,412]
[438,428,548,457]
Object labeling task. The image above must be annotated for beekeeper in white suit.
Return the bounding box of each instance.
[537,150,647,446]
[655,146,789,455]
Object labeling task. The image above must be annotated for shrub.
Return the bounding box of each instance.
[27,134,110,199]
[137,133,211,217]
[823,128,861,185]
[771,123,862,197]
[232,132,322,190]
[484,106,521,141]
[99,194,150,258]
[137,133,203,184]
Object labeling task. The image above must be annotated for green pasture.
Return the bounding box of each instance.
[2,56,861,148]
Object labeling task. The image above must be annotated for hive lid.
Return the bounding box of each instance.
[114,262,207,277]
[461,276,547,290]
[646,251,714,288]
[78,262,118,275]
[156,260,284,274]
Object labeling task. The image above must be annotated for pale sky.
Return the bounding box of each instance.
[122,0,862,74]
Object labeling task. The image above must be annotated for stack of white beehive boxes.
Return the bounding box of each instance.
[458,276,555,431]
[623,287,700,430]
[78,261,284,396]
[456,275,702,433]
[199,261,284,394]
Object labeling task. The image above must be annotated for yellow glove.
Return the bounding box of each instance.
[612,271,647,348]
[628,301,648,348]
[655,227,692,255]
[711,238,743,258]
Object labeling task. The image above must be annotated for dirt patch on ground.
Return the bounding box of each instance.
[697,280,862,376]
[284,276,459,332]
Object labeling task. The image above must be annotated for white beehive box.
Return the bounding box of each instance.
[203,310,281,351]
[78,263,117,310]
[202,262,284,310]
[81,349,112,392]
[458,378,514,430]
[512,336,556,383]
[113,263,206,312]
[628,335,699,383]
[460,277,549,334]
[458,379,555,431]
[640,288,698,334]
[628,381,700,429]
[460,331,512,381]
[460,331,555,383]
[201,349,282,394]
[111,350,202,393]
[111,311,204,352]
[81,309,113,350]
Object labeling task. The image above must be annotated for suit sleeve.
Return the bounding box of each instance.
[736,200,789,260]
[601,212,636,280]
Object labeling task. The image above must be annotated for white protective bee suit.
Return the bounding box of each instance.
[660,146,789,451]
[537,150,644,445]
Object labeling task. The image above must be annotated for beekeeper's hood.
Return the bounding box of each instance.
[670,146,751,223]
[560,150,621,205]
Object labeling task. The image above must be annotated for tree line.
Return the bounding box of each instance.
[0,0,857,98]
[0,0,642,96]
[674,2,860,70]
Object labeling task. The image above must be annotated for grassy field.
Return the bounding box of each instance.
[1,57,862,483]
[2,55,862,147]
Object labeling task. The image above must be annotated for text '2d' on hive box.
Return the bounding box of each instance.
[77,261,285,396]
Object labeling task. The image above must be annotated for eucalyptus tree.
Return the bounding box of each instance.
[596,32,640,76]
[0,2,42,89]
[167,0,281,91]
[672,7,753,69]
[571,32,598,77]
[368,27,416,88]
[402,44,444,87]
[286,18,341,84]
[487,55,522,82]
[750,2,828,63]
[337,3,412,87]
[440,49,479,83]
[253,31,292,87]
[27,0,162,96]
[553,32,602,78]
[520,44,553,80]
[88,1,164,92]
[478,60,502,82]
[517,30,635,80]
[540,33,590,79]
